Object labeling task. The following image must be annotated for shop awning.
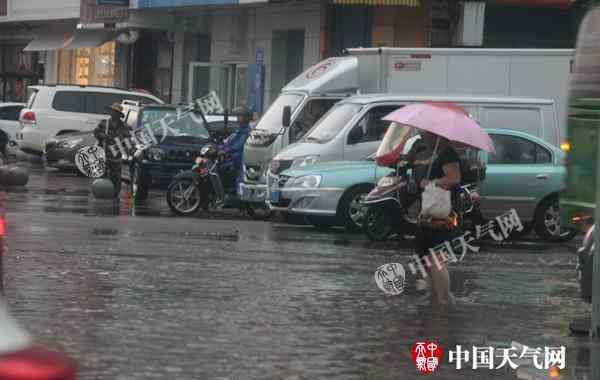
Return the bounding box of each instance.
[23,31,74,52]
[333,0,420,5]
[64,31,115,49]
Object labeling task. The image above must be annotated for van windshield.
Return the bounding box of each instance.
[255,93,304,133]
[304,103,363,143]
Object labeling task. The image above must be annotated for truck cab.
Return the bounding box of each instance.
[560,7,600,232]
[240,57,358,205]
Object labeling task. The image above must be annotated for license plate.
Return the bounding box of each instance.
[270,190,280,204]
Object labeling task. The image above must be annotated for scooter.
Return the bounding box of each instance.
[361,157,483,241]
[166,143,271,219]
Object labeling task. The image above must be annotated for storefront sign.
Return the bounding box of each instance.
[81,0,129,24]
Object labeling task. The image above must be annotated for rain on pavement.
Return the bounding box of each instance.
[2,164,598,380]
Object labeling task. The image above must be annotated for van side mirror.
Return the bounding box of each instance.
[282,106,292,128]
[348,127,364,145]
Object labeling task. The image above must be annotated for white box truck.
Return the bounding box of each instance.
[240,47,573,206]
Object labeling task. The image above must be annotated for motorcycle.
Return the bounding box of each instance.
[361,157,484,242]
[166,143,271,219]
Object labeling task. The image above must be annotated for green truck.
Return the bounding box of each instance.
[561,6,600,233]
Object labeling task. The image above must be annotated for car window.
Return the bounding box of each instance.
[3,106,24,121]
[347,105,399,144]
[207,120,235,136]
[86,93,127,115]
[290,98,339,144]
[489,134,552,164]
[52,91,86,113]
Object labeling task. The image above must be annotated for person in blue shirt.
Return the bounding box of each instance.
[219,106,253,171]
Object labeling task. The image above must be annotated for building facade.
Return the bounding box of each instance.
[0,0,582,107]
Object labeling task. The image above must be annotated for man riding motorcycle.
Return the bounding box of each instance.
[210,106,254,204]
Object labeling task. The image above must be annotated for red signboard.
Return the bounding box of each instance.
[80,0,129,24]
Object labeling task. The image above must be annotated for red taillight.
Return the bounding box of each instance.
[0,346,77,380]
[0,218,6,236]
[21,111,36,124]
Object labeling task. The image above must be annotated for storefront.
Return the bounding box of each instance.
[324,0,432,56]
[484,0,577,47]
[55,41,117,86]
[0,44,39,102]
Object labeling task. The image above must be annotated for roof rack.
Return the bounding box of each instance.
[29,83,144,92]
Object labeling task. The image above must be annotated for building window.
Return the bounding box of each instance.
[57,41,116,86]
[0,0,6,16]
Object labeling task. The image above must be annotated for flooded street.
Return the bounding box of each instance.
[2,166,597,380]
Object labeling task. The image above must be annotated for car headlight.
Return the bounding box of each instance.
[147,147,165,161]
[59,138,84,149]
[289,175,321,188]
[291,155,319,168]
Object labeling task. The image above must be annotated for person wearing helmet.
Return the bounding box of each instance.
[219,106,253,171]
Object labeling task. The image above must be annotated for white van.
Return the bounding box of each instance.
[17,85,163,155]
[267,94,559,207]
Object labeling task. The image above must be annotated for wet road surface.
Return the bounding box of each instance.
[2,165,598,380]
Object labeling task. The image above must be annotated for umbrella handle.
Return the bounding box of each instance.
[425,137,440,181]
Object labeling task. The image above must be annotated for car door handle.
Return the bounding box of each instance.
[536,174,549,180]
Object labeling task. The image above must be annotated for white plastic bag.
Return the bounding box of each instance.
[420,182,452,219]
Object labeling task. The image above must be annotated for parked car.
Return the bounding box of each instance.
[0,298,77,379]
[43,131,96,171]
[0,102,25,156]
[16,85,163,155]
[481,129,575,242]
[576,225,594,303]
[125,104,237,201]
[274,129,575,242]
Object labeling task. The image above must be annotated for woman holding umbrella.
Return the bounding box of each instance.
[383,102,495,306]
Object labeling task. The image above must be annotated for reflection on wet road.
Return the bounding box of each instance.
[2,166,597,379]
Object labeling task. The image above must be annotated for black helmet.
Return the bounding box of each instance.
[231,106,253,119]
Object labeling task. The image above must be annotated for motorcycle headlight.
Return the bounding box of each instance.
[377,176,396,188]
[147,147,165,161]
[291,155,319,168]
[290,175,321,188]
[60,138,84,149]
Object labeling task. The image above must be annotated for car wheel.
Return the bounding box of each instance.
[363,205,393,241]
[130,164,149,202]
[306,216,335,230]
[534,197,576,243]
[337,185,372,231]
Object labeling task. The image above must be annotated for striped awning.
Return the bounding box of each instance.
[333,0,420,6]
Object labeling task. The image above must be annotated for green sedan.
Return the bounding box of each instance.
[272,129,575,242]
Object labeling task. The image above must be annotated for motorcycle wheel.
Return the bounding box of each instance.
[363,206,393,241]
[167,177,203,216]
[246,203,272,221]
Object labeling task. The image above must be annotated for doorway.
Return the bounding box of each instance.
[188,62,248,110]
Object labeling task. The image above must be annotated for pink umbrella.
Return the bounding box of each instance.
[382,102,496,154]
